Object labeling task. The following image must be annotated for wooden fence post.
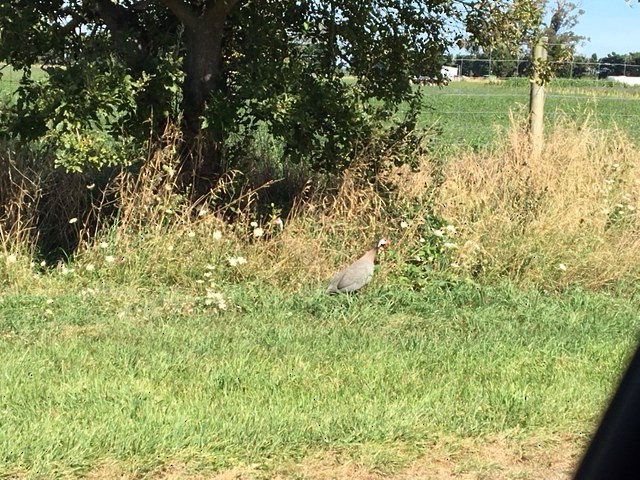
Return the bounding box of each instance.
[529,36,548,157]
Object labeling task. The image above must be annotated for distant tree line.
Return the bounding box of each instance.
[447,51,640,79]
[446,1,640,80]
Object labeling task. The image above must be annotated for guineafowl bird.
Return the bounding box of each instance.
[326,238,389,294]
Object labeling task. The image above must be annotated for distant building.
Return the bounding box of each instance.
[607,76,640,86]
[411,66,459,85]
[441,65,459,81]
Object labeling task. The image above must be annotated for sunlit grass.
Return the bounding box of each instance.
[428,119,640,290]
[418,78,640,154]
[1,273,637,477]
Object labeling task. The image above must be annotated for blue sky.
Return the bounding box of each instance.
[574,0,640,56]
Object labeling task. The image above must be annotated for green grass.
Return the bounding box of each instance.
[0,64,47,97]
[417,79,640,154]
[1,274,638,477]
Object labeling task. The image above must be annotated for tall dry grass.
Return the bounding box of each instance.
[2,117,639,293]
[430,116,640,289]
[0,152,40,252]
[0,141,100,261]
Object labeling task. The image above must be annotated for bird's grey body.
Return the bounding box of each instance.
[326,239,388,294]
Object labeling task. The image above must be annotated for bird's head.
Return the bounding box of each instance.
[272,217,284,231]
[376,238,390,250]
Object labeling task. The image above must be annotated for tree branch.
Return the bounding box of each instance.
[131,0,155,10]
[90,0,138,31]
[157,0,199,29]
[203,0,243,24]
[155,0,243,31]
[85,0,153,68]
[58,13,86,37]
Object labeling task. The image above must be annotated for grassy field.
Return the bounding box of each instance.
[418,78,640,154]
[1,268,638,478]
[0,64,47,95]
[1,75,640,478]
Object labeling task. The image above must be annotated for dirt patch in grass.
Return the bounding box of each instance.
[396,433,583,480]
[278,434,583,480]
[83,433,586,479]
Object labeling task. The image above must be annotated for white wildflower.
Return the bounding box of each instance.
[253,227,264,238]
[86,183,95,190]
[99,241,109,249]
[105,255,116,263]
[445,224,457,234]
[228,256,247,266]
[558,263,567,272]
[250,221,258,228]
[44,309,54,317]
[400,221,409,229]
[187,231,196,238]
[433,229,444,237]
[212,230,223,241]
[85,264,95,272]
[68,217,78,224]
[6,254,17,264]
[206,290,227,310]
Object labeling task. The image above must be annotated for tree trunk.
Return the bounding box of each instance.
[181,22,225,195]
[157,0,242,196]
